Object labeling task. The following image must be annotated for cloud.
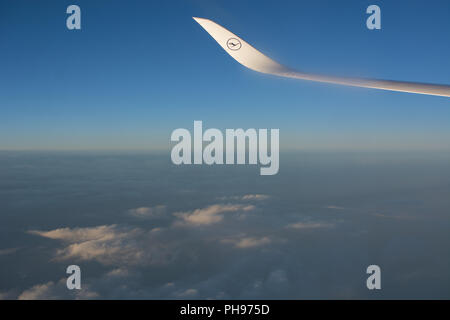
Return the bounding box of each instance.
[28,225,126,242]
[0,291,17,300]
[17,279,99,300]
[106,268,130,278]
[173,204,255,226]
[326,205,345,210]
[266,269,288,286]
[21,195,336,299]
[175,288,198,298]
[218,194,270,201]
[286,221,334,230]
[222,236,272,249]
[18,282,58,300]
[28,225,172,266]
[0,247,19,256]
[241,194,270,201]
[128,205,166,218]
[373,213,416,220]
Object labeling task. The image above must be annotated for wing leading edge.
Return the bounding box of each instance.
[193,17,450,98]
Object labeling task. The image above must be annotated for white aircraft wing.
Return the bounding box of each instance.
[193,17,450,98]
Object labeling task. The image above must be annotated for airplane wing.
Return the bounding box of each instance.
[193,17,450,98]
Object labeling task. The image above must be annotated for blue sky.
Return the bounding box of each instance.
[1,0,450,150]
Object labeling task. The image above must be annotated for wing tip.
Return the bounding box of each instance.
[192,17,210,24]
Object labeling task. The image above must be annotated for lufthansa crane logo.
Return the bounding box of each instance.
[226,38,241,51]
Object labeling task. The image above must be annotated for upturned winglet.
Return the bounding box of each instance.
[193,17,450,98]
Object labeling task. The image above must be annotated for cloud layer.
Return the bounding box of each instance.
[173,204,255,226]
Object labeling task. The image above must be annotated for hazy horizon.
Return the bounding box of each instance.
[1,150,450,299]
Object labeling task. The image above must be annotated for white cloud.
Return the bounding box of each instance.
[235,237,271,248]
[128,205,166,218]
[17,279,99,300]
[222,236,272,249]
[219,194,270,201]
[0,247,19,256]
[0,291,16,300]
[77,289,100,299]
[173,204,255,226]
[286,222,333,230]
[28,225,125,242]
[373,213,416,220]
[241,194,270,201]
[326,205,345,210]
[106,268,130,278]
[176,288,198,298]
[28,225,171,266]
[18,282,57,300]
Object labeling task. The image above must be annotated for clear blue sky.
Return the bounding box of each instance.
[1,0,450,150]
